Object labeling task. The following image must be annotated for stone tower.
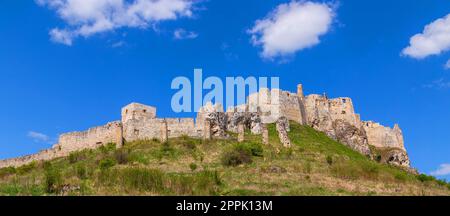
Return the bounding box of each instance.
[121,102,157,123]
[297,84,304,98]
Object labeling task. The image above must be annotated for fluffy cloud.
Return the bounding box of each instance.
[36,0,194,45]
[248,1,334,59]
[445,59,450,69]
[430,164,450,176]
[27,131,50,143]
[173,28,198,40]
[402,14,450,59]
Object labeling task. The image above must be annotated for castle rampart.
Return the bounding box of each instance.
[58,121,123,153]
[0,83,411,169]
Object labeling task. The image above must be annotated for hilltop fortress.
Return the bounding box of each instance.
[0,84,411,169]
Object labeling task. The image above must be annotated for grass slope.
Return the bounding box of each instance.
[0,122,449,196]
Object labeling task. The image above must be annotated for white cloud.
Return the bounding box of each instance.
[173,28,198,40]
[36,0,194,45]
[27,131,50,143]
[50,28,74,45]
[431,164,450,176]
[402,14,450,59]
[248,1,334,59]
[445,59,450,69]
[422,78,450,89]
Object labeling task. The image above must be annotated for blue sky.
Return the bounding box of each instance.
[0,0,449,179]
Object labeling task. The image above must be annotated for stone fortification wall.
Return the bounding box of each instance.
[123,118,164,142]
[363,121,406,151]
[248,88,305,124]
[166,118,201,138]
[304,94,336,138]
[58,121,123,153]
[328,97,360,127]
[0,84,411,169]
[0,147,63,168]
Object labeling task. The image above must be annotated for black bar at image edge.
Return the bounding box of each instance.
[0,196,448,214]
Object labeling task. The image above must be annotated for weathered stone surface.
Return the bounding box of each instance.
[333,120,371,156]
[304,94,336,139]
[160,120,168,143]
[261,124,269,145]
[205,112,228,137]
[237,123,245,142]
[203,120,211,140]
[121,102,156,123]
[363,121,406,151]
[276,117,291,148]
[227,110,262,135]
[196,102,228,138]
[385,149,411,168]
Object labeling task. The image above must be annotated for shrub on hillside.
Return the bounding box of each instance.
[246,142,264,157]
[189,163,198,171]
[68,151,87,164]
[16,162,37,175]
[99,158,116,170]
[0,167,16,178]
[44,165,62,193]
[114,148,130,164]
[99,143,116,155]
[221,146,252,167]
[75,164,88,180]
[326,155,333,166]
[417,174,436,183]
[153,142,178,160]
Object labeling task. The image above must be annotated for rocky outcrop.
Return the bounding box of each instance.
[304,94,372,156]
[333,120,371,156]
[276,117,291,148]
[204,112,228,137]
[387,150,410,168]
[197,103,228,138]
[227,111,262,134]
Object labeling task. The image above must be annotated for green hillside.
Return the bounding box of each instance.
[1,122,449,196]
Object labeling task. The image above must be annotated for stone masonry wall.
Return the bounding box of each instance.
[58,121,123,153]
[0,121,122,168]
[0,147,63,168]
[363,121,406,151]
[166,118,201,138]
[123,118,164,142]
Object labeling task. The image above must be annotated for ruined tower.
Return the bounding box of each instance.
[121,102,157,123]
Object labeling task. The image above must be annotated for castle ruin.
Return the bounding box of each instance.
[0,84,411,169]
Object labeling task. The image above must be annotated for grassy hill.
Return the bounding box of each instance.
[1,122,449,196]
